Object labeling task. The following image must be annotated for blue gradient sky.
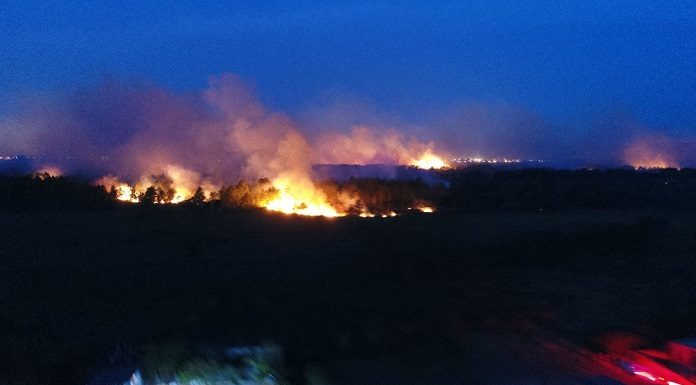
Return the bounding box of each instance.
[1,1,695,163]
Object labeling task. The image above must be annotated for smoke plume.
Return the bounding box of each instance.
[2,73,696,183]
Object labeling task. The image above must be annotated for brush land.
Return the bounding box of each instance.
[1,168,696,384]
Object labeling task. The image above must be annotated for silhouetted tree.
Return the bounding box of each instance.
[141,186,157,205]
[108,185,118,201]
[188,187,206,205]
[218,179,278,208]
[130,186,140,202]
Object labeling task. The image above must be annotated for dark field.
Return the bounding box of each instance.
[2,204,696,384]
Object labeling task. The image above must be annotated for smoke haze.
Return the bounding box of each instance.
[1,73,695,182]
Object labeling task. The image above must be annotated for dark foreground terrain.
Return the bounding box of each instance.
[2,169,696,384]
[2,205,696,384]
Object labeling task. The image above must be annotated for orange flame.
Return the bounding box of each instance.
[95,165,219,204]
[95,175,140,202]
[263,177,345,217]
[411,149,448,169]
[409,205,435,213]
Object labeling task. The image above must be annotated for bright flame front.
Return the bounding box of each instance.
[115,183,138,203]
[95,166,438,217]
[411,150,448,169]
[263,178,345,217]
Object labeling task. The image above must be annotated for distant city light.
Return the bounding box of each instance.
[450,157,545,165]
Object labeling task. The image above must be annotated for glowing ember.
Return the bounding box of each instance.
[407,205,435,213]
[411,149,448,169]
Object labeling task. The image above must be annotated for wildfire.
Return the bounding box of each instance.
[624,136,679,169]
[34,165,62,179]
[408,204,435,213]
[14,74,449,218]
[95,175,140,202]
[629,157,676,169]
[263,177,345,217]
[411,149,448,169]
[116,183,140,203]
[94,171,440,218]
[94,166,217,204]
[116,184,138,202]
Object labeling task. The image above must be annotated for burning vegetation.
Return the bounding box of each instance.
[624,136,680,169]
[80,75,450,217]
[34,165,63,179]
[7,166,696,215]
[410,149,448,170]
[90,150,446,217]
[1,75,453,217]
[95,172,441,217]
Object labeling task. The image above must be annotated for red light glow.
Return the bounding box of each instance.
[634,371,656,381]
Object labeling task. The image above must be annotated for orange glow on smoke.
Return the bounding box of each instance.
[411,149,448,169]
[34,165,62,179]
[624,137,679,169]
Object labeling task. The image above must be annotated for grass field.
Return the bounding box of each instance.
[2,206,696,384]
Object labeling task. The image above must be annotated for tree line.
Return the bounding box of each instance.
[2,168,696,213]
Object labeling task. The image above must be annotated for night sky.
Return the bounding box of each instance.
[1,1,695,165]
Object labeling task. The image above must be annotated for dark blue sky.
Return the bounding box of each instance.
[2,1,695,139]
